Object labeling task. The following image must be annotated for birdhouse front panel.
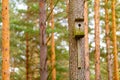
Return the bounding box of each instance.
[74,18,84,39]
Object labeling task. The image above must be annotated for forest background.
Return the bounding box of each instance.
[0,0,120,80]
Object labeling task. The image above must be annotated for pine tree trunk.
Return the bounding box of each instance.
[105,0,112,80]
[2,0,10,80]
[84,1,90,80]
[50,0,56,80]
[39,0,47,80]
[66,0,69,17]
[68,0,85,80]
[26,33,29,80]
[112,0,119,80]
[94,0,101,80]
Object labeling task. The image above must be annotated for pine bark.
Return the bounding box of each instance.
[105,0,112,80]
[26,33,29,80]
[2,0,10,80]
[84,1,90,80]
[112,0,119,80]
[66,0,69,18]
[50,0,56,80]
[94,0,101,80]
[39,0,47,80]
[68,0,85,80]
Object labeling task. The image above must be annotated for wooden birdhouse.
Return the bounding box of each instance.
[74,18,84,39]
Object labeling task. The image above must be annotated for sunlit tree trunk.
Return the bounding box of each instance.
[94,0,101,80]
[105,0,112,80]
[39,0,47,80]
[112,0,119,80]
[2,0,10,80]
[50,0,56,80]
[84,0,90,80]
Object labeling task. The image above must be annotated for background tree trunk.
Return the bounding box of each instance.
[112,0,119,80]
[68,0,85,80]
[94,0,101,80]
[39,0,47,80]
[50,0,56,80]
[2,0,10,80]
[105,0,112,80]
[26,33,29,80]
[84,0,90,80]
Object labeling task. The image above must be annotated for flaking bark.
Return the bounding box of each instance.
[39,0,47,80]
[105,0,113,80]
[84,1,90,80]
[94,0,101,80]
[50,0,56,80]
[112,0,119,80]
[2,0,10,80]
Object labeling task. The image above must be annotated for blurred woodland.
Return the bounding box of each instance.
[0,0,120,80]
